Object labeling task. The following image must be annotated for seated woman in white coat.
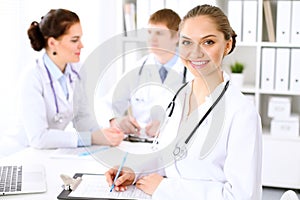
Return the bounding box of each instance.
[20,9,124,149]
[105,4,262,200]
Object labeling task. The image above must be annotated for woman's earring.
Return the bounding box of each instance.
[53,51,57,56]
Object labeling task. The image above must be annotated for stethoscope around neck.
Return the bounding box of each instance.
[44,64,81,123]
[156,80,230,161]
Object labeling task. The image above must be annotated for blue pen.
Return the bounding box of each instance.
[110,152,129,192]
[78,146,109,157]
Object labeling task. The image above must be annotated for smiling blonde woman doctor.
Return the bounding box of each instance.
[18,9,124,149]
[105,5,262,200]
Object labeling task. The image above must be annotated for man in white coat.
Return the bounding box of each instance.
[99,9,192,138]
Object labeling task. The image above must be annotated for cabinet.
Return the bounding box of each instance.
[226,0,300,189]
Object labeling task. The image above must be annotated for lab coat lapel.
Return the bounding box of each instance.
[199,82,228,159]
[52,79,69,104]
[164,69,182,89]
[141,63,161,84]
[178,81,224,160]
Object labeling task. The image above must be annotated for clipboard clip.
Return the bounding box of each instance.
[60,174,82,191]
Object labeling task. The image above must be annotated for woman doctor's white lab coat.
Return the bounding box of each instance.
[17,54,99,149]
[146,77,262,200]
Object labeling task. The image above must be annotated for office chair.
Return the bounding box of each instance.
[280,190,299,200]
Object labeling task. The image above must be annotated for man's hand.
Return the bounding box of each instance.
[110,116,141,135]
[91,127,124,146]
[145,120,160,137]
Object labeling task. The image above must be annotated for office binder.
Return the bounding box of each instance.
[261,48,275,90]
[263,0,275,42]
[291,1,300,44]
[290,49,300,92]
[275,48,290,91]
[276,0,292,43]
[242,0,257,42]
[228,0,243,42]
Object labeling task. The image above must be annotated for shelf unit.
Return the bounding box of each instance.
[226,0,300,189]
[121,0,300,189]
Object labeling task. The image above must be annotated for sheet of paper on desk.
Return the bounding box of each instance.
[69,174,151,199]
[118,141,153,154]
[50,146,109,159]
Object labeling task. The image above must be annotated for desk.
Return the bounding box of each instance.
[0,147,109,200]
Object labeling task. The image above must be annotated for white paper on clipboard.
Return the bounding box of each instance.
[69,174,151,200]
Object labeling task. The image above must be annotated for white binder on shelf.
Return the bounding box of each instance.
[228,0,242,42]
[275,48,290,91]
[261,48,275,90]
[291,1,300,44]
[290,49,300,92]
[242,0,257,42]
[276,0,292,43]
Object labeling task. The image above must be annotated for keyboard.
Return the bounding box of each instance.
[0,166,22,193]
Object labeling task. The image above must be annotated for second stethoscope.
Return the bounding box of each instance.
[152,80,230,161]
[44,64,81,123]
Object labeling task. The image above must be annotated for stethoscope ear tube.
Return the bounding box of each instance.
[167,101,174,117]
[43,62,80,123]
[167,82,189,118]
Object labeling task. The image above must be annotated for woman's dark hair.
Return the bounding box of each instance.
[27,9,80,51]
[179,4,237,54]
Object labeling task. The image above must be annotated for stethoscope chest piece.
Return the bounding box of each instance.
[173,143,187,161]
[54,113,63,123]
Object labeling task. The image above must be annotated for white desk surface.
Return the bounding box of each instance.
[0,147,110,200]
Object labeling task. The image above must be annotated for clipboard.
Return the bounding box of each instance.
[57,173,88,200]
[57,173,151,200]
[123,134,155,143]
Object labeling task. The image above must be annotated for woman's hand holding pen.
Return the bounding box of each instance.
[105,166,135,192]
[110,116,141,135]
[105,168,164,195]
[91,127,124,146]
